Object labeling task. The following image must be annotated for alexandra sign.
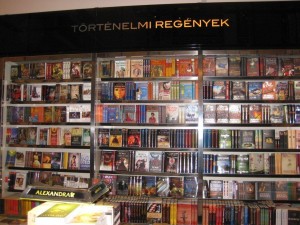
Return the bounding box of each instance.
[71,18,230,32]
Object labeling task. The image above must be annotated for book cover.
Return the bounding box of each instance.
[79,152,90,170]
[26,127,37,145]
[148,151,163,172]
[142,176,157,196]
[294,81,300,100]
[176,58,198,76]
[146,105,159,124]
[275,181,288,200]
[265,57,278,76]
[70,61,81,79]
[212,81,226,99]
[270,105,284,123]
[275,81,288,100]
[164,152,179,173]
[122,105,136,123]
[216,154,231,174]
[215,56,228,76]
[236,154,249,174]
[202,56,216,76]
[97,129,110,147]
[218,129,232,148]
[281,153,297,174]
[41,152,52,169]
[100,174,117,195]
[82,83,91,101]
[14,151,25,167]
[113,82,126,100]
[48,127,61,146]
[231,81,246,100]
[281,58,294,76]
[216,104,229,123]
[262,129,275,149]
[228,56,241,76]
[5,150,16,167]
[44,106,53,123]
[262,81,276,100]
[82,128,90,146]
[157,129,170,148]
[135,82,149,100]
[127,129,141,147]
[13,172,27,191]
[158,81,171,100]
[169,176,184,197]
[184,177,198,198]
[115,150,130,171]
[209,180,223,199]
[134,151,149,172]
[81,61,93,79]
[185,105,198,124]
[249,104,262,123]
[68,152,80,170]
[116,175,129,195]
[150,59,166,77]
[70,127,82,146]
[32,152,42,168]
[53,106,67,123]
[248,81,263,100]
[246,57,260,76]
[10,65,19,80]
[70,84,81,100]
[30,106,44,122]
[20,63,30,79]
[257,182,273,200]
[62,128,71,146]
[30,84,42,101]
[130,58,143,77]
[156,177,170,197]
[98,60,112,77]
[243,181,256,200]
[109,129,123,147]
[229,104,241,123]
[166,105,179,123]
[203,105,216,124]
[179,81,194,100]
[114,59,127,78]
[51,152,62,169]
[51,62,63,79]
[249,153,264,174]
[99,151,115,171]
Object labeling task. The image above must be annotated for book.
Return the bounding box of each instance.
[176,58,198,76]
[218,129,232,148]
[157,129,170,148]
[216,104,229,123]
[265,57,278,76]
[135,82,149,100]
[82,83,91,101]
[146,105,159,124]
[164,152,179,173]
[231,81,246,100]
[262,81,276,100]
[156,177,170,197]
[275,181,288,200]
[70,61,81,78]
[114,59,128,78]
[209,180,223,199]
[169,176,184,197]
[215,56,228,76]
[51,152,62,169]
[116,175,129,195]
[238,130,255,149]
[30,84,42,101]
[243,181,256,200]
[248,104,262,123]
[5,150,16,167]
[212,81,226,99]
[142,176,157,196]
[150,59,166,77]
[13,172,27,190]
[67,152,80,170]
[281,58,294,76]
[294,81,300,100]
[127,129,141,147]
[32,152,42,168]
[228,104,241,123]
[185,105,198,124]
[148,151,163,172]
[257,182,273,200]
[216,154,231,174]
[100,174,117,195]
[79,152,90,170]
[248,83,262,101]
[113,82,126,100]
[70,84,81,100]
[166,105,179,123]
[48,127,61,146]
[41,152,52,169]
[270,105,284,123]
[81,61,93,79]
[115,150,130,171]
[281,153,297,174]
[30,106,44,122]
[97,129,110,147]
[158,81,171,100]
[134,151,149,172]
[236,154,249,174]
[70,127,82,146]
[130,58,143,77]
[109,129,122,147]
[249,153,264,174]
[14,151,25,167]
[184,177,198,198]
[202,56,216,76]
[82,128,90,146]
[99,151,115,171]
[228,56,241,76]
[179,81,194,100]
[203,105,216,124]
[36,203,80,224]
[262,129,275,149]
[98,60,112,77]
[246,57,260,76]
[122,105,136,123]
[275,81,288,100]
[51,62,63,79]
[53,106,67,123]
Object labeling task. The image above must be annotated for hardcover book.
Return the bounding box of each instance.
[179,81,194,100]
[114,59,128,78]
[166,105,179,123]
[249,104,262,123]
[113,82,126,100]
[158,81,171,100]
[216,154,231,174]
[275,181,288,200]
[228,56,241,76]
[275,81,288,100]
[98,60,113,77]
[281,58,294,76]
[185,105,199,124]
[14,151,25,167]
[115,150,130,171]
[156,177,170,197]
[51,62,63,79]
[246,57,260,76]
[134,151,149,172]
[127,129,141,147]
[164,152,179,173]
[218,129,232,148]
[67,152,80,170]
[212,81,226,99]
[109,129,123,147]
[231,81,246,100]
[99,151,115,171]
[216,104,229,123]
[238,130,255,148]
[281,153,297,174]
[130,58,143,77]
[70,61,81,79]
[41,152,52,169]
[51,152,62,169]
[5,150,16,167]
[248,82,263,100]
[135,82,149,100]
[146,105,159,124]
[157,129,170,148]
[184,176,198,198]
[97,129,110,147]
[243,181,256,200]
[262,129,275,149]
[169,177,184,197]
[257,182,273,200]
[228,104,241,123]
[176,58,198,76]
[249,153,264,174]
[270,105,284,123]
[209,180,223,199]
[150,59,166,77]
[215,56,228,76]
[262,81,276,100]
[142,176,157,196]
[265,57,278,76]
[81,61,93,79]
[116,175,130,195]
[79,152,90,170]
[236,154,249,174]
[122,105,136,123]
[13,172,27,191]
[202,56,216,76]
[148,151,163,172]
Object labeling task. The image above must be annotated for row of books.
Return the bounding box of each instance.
[9,83,91,102]
[106,196,198,225]
[99,150,198,174]
[8,170,90,192]
[100,174,198,198]
[10,60,93,80]
[95,104,198,124]
[204,180,300,201]
[98,57,198,78]
[203,104,300,124]
[203,129,300,149]
[202,55,300,77]
[204,80,300,101]
[204,153,300,175]
[3,199,42,218]
[98,128,198,148]
[97,80,198,101]
[202,200,300,225]
[6,127,90,146]
[6,150,90,171]
[7,105,91,124]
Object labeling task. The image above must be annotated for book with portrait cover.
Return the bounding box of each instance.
[248,81,263,100]
[32,152,42,168]
[67,152,80,170]
[146,105,159,124]
[99,151,115,171]
[13,171,27,191]
[215,56,228,76]
[264,57,278,76]
[113,82,126,100]
[150,59,166,77]
[202,56,216,76]
[122,105,136,123]
[127,129,141,147]
[115,150,130,171]
[157,129,170,148]
[134,151,149,172]
[130,58,143,77]
[81,61,93,79]
[148,151,163,172]
[176,58,198,76]
[158,81,171,100]
[100,174,117,195]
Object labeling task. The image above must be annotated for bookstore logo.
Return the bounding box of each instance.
[71,18,230,32]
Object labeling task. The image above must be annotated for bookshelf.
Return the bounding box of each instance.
[201,49,300,225]
[95,50,200,224]
[1,54,94,202]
